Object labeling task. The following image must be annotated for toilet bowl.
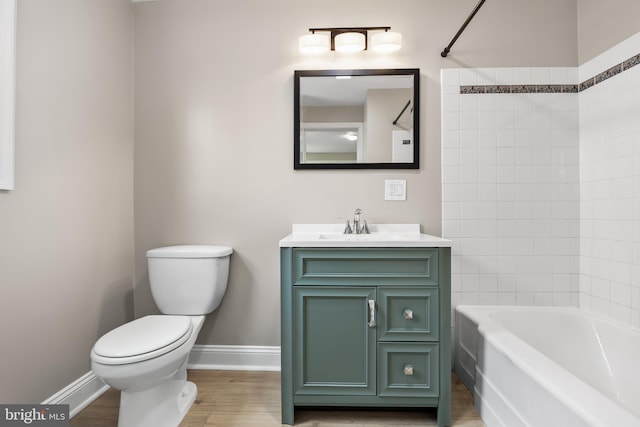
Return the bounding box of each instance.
[90,245,232,427]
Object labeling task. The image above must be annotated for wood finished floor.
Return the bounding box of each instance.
[70,370,485,427]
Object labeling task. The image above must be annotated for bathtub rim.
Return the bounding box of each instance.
[455,305,639,427]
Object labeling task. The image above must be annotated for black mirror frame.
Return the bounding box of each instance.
[294,68,420,170]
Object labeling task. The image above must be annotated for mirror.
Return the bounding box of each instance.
[294,69,419,170]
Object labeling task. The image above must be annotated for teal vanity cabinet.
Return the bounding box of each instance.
[280,240,451,427]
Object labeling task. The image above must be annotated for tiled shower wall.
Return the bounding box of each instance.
[579,33,640,327]
[442,32,640,328]
[441,67,581,310]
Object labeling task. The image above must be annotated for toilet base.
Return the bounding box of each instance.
[118,379,197,427]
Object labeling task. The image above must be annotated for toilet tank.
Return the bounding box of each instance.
[146,245,233,315]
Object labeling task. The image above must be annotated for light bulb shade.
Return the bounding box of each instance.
[334,32,366,53]
[299,33,330,54]
[371,31,402,52]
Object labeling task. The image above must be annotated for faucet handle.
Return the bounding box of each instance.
[343,220,353,234]
[361,220,370,234]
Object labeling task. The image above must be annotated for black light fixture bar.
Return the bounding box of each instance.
[308,27,392,51]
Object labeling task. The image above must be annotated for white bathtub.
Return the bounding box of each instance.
[454,306,640,427]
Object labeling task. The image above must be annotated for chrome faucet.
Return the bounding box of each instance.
[343,208,370,234]
[353,208,362,234]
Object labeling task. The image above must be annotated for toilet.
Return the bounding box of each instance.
[90,245,233,427]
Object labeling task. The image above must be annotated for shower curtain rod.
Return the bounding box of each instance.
[441,0,486,58]
[393,100,412,126]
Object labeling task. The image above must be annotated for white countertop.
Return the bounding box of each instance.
[279,224,452,248]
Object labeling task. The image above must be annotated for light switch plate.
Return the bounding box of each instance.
[385,179,406,200]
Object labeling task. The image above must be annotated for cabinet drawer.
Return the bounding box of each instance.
[378,287,439,341]
[378,342,439,398]
[292,248,438,286]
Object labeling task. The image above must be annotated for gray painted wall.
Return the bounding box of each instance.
[2,0,640,406]
[578,0,640,63]
[0,0,134,403]
[132,0,579,347]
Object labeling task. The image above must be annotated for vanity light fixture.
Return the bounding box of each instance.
[298,32,330,54]
[299,27,401,54]
[335,32,366,52]
[371,30,402,52]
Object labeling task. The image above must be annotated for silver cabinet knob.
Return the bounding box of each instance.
[404,365,414,376]
[403,308,413,320]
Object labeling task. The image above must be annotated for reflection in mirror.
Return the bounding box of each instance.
[301,122,363,163]
[294,69,419,170]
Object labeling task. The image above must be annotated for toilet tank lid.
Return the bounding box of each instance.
[146,245,233,258]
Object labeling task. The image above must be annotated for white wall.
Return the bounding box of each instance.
[442,33,640,330]
[579,33,640,327]
[441,68,580,309]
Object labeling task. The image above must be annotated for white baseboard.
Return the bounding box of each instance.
[188,344,281,371]
[56,345,280,419]
[42,371,109,418]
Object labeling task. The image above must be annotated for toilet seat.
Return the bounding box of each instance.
[91,315,193,365]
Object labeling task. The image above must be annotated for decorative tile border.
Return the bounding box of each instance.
[579,53,640,90]
[460,52,640,95]
[461,84,578,94]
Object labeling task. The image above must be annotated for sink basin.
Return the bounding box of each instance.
[279,224,452,248]
[317,232,415,241]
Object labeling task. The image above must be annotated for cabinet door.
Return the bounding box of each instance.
[294,287,376,396]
